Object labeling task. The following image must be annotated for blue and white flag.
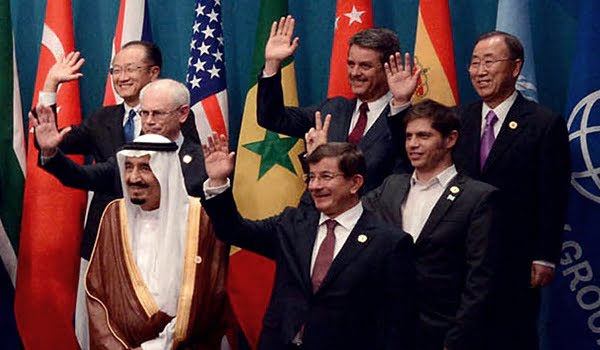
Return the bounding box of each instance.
[496,0,538,101]
[540,1,600,349]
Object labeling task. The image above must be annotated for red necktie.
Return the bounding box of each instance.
[348,102,369,144]
[311,219,337,293]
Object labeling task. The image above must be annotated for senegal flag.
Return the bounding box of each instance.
[413,0,459,106]
[230,0,305,347]
[0,0,25,346]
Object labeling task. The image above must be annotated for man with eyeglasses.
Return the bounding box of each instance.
[35,78,208,213]
[36,41,201,261]
[201,137,416,349]
[388,31,570,350]
[257,16,420,192]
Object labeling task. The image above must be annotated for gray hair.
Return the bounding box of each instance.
[349,28,401,64]
[139,78,190,108]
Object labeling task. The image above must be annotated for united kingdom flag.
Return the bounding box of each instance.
[186,0,228,141]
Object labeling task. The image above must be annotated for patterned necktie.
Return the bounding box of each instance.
[348,102,369,145]
[480,110,498,171]
[123,109,136,143]
[311,219,337,293]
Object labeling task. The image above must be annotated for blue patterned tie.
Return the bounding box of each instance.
[123,109,136,143]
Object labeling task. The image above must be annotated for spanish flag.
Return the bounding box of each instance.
[413,0,459,106]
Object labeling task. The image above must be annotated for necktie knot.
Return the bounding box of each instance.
[325,219,337,233]
[359,102,369,113]
[485,110,498,127]
[124,109,136,143]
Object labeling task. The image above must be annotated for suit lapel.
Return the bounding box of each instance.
[316,211,375,293]
[383,175,410,228]
[329,99,356,142]
[296,210,320,290]
[415,175,465,247]
[359,105,390,150]
[482,95,527,174]
[108,104,126,148]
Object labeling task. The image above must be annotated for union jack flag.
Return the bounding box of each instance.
[186,0,228,141]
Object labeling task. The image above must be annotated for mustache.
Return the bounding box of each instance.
[127,181,149,188]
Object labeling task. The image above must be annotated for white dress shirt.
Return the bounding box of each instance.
[401,165,458,242]
[480,91,518,138]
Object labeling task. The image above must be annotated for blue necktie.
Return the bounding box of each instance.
[123,109,136,143]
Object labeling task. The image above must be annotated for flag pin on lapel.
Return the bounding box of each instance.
[183,155,192,163]
[447,186,460,201]
[509,121,518,129]
[357,234,368,243]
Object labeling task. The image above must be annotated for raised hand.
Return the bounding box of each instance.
[264,15,300,76]
[43,51,85,92]
[202,132,235,187]
[305,111,331,155]
[30,104,72,157]
[385,52,421,106]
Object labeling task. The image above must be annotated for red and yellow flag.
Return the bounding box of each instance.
[15,0,87,348]
[327,0,373,98]
[413,0,459,105]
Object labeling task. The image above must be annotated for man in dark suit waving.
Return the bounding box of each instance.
[257,16,420,191]
[201,137,416,350]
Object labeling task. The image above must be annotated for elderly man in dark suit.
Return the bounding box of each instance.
[34,79,207,202]
[306,99,501,350]
[257,15,421,191]
[454,31,570,350]
[201,137,416,350]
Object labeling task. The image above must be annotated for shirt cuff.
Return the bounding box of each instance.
[39,91,57,106]
[261,69,277,78]
[532,260,555,269]
[40,152,57,165]
[203,178,231,199]
[388,100,411,116]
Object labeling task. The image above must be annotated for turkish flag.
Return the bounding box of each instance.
[327,0,373,98]
[15,0,87,348]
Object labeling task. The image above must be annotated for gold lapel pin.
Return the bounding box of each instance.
[194,256,202,264]
[450,186,460,194]
[357,234,368,243]
[509,121,518,129]
[183,155,192,164]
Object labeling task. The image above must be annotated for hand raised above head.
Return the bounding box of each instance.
[202,132,235,186]
[31,104,71,157]
[264,15,300,76]
[385,52,421,106]
[305,111,331,156]
[43,51,85,92]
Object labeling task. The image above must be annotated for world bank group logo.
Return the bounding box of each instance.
[568,90,600,203]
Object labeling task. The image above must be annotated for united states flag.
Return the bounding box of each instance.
[186,0,228,142]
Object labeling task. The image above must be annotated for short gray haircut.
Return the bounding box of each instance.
[139,78,190,108]
[349,28,401,65]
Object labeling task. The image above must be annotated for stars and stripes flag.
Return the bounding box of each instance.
[186,0,228,142]
[103,0,153,106]
[328,0,373,98]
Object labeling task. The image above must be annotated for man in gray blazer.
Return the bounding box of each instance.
[307,99,501,350]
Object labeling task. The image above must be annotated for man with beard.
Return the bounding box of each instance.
[84,134,228,349]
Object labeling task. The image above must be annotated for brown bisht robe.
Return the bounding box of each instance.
[85,198,229,349]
